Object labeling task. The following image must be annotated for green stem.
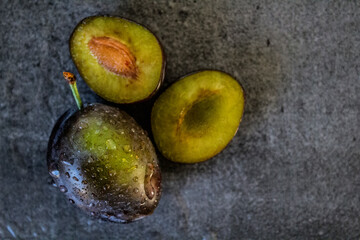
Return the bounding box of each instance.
[63,72,83,110]
[70,82,82,110]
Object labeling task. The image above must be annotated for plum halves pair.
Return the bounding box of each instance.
[47,16,245,223]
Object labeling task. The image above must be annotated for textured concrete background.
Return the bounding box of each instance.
[1,0,359,239]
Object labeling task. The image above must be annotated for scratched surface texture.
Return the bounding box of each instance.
[1,0,360,239]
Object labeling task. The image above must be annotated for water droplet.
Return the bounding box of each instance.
[65,172,70,178]
[49,179,57,187]
[89,203,95,207]
[91,173,97,178]
[97,167,103,172]
[79,121,89,129]
[73,176,79,181]
[131,128,135,133]
[133,176,138,182]
[90,212,96,216]
[127,166,137,172]
[59,185,68,193]
[140,198,146,205]
[122,145,131,153]
[106,139,117,150]
[120,131,125,135]
[88,157,94,163]
[69,199,75,204]
[82,180,88,184]
[133,188,139,193]
[105,163,111,169]
[50,169,60,178]
[49,163,59,178]
[103,184,110,190]
[109,170,116,176]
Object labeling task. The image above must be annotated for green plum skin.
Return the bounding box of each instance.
[47,103,161,223]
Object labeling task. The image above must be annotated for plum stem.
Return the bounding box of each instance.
[63,72,83,110]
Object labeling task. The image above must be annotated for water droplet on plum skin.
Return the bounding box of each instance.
[59,185,68,193]
[122,145,131,153]
[49,163,60,178]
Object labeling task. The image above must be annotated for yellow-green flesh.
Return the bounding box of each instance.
[70,16,163,103]
[151,70,245,163]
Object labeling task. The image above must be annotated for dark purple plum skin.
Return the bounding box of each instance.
[47,103,161,223]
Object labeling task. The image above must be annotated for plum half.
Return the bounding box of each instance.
[70,16,165,103]
[47,73,161,223]
[151,70,245,163]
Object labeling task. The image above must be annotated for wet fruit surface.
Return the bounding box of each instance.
[151,70,245,163]
[47,104,161,222]
[70,16,165,103]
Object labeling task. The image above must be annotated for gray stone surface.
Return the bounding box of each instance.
[0,0,359,239]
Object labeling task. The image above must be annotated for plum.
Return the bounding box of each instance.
[151,70,245,163]
[70,16,165,103]
[47,73,161,223]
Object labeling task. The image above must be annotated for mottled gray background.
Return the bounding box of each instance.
[1,0,359,239]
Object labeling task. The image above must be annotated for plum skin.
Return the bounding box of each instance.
[47,103,161,223]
